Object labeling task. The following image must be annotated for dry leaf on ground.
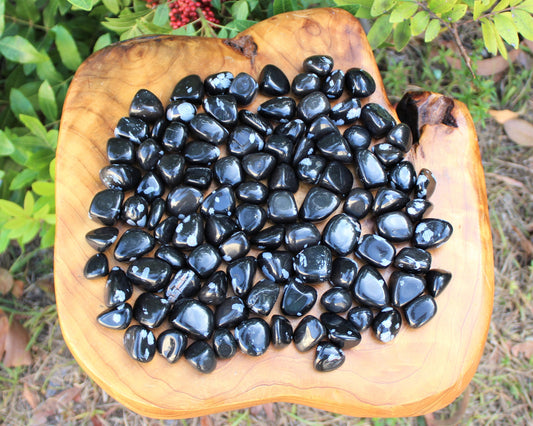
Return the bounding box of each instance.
[2,313,32,367]
[488,109,520,124]
[511,225,533,259]
[30,386,82,426]
[200,415,214,426]
[11,279,25,298]
[0,267,14,295]
[503,119,533,147]
[485,172,525,188]
[23,383,40,409]
[511,341,533,359]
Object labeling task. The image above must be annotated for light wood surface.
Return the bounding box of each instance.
[54,8,494,419]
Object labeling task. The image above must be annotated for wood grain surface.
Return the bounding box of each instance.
[54,8,494,419]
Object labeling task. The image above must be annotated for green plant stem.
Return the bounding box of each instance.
[196,8,218,38]
[5,15,50,31]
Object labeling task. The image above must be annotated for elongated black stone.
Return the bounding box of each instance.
[386,123,413,152]
[147,198,166,230]
[123,325,156,362]
[303,55,333,76]
[172,213,204,249]
[105,267,133,307]
[213,328,237,359]
[165,269,201,303]
[355,149,387,189]
[130,89,164,123]
[238,109,273,136]
[236,181,269,204]
[413,219,453,248]
[84,253,108,279]
[271,315,293,348]
[85,226,119,252]
[251,225,285,250]
[394,247,432,273]
[183,166,212,189]
[169,298,214,340]
[89,189,124,226]
[373,187,410,215]
[97,303,132,330]
[360,103,396,138]
[136,138,163,171]
[183,141,220,165]
[351,265,389,308]
[246,279,280,316]
[322,69,344,99]
[157,329,187,363]
[227,256,256,297]
[114,229,155,262]
[258,97,296,122]
[127,257,172,292]
[161,121,188,151]
[154,216,178,245]
[293,315,325,352]
[415,168,436,199]
[329,98,361,126]
[215,296,248,328]
[155,245,186,270]
[189,113,229,145]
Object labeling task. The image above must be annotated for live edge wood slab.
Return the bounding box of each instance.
[54,7,494,419]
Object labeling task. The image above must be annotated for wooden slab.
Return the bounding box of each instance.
[54,8,494,419]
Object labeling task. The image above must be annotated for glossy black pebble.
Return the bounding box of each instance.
[330,98,361,126]
[242,152,276,180]
[205,214,238,246]
[156,154,185,187]
[389,160,417,193]
[171,74,204,104]
[293,315,325,352]
[219,231,250,262]
[320,287,352,313]
[187,244,221,278]
[299,187,340,222]
[85,226,119,252]
[189,114,229,145]
[173,213,204,249]
[228,72,258,105]
[372,187,409,215]
[155,245,186,270]
[166,100,197,123]
[257,97,296,123]
[303,55,333,76]
[114,116,149,143]
[157,329,187,363]
[183,141,220,165]
[235,318,271,356]
[271,315,293,348]
[413,219,453,249]
[84,253,108,279]
[228,126,264,157]
[121,195,149,227]
[355,149,387,189]
[316,133,352,163]
[376,211,413,243]
[238,109,273,136]
[204,71,233,95]
[169,298,214,340]
[165,268,201,304]
[136,172,164,203]
[198,270,228,306]
[251,225,285,250]
[89,189,124,226]
[296,155,327,184]
[317,160,356,197]
[130,89,164,123]
[114,229,155,262]
[344,125,371,151]
[291,72,321,97]
[386,123,413,152]
[345,68,376,98]
[133,293,170,329]
[373,143,404,168]
[97,303,132,330]
[347,306,373,331]
[405,198,433,223]
[107,137,135,164]
[276,119,306,141]
[320,313,361,349]
[394,247,432,273]
[161,121,188,151]
[284,223,321,253]
[351,265,389,308]
[203,94,238,127]
[404,295,437,328]
[267,190,298,223]
[259,64,290,96]
[372,306,402,343]
[236,181,269,204]
[356,234,395,268]
[100,164,141,191]
[281,279,317,317]
[213,328,237,359]
[360,103,396,138]
[329,257,358,289]
[258,251,293,283]
[105,267,132,307]
[426,269,452,297]
[298,91,331,123]
[147,198,165,230]
[201,186,236,217]
[137,138,163,171]
[314,342,345,372]
[294,245,332,283]
[123,325,156,362]
[227,256,256,297]
[214,155,244,187]
[235,203,266,234]
[215,296,249,329]
[246,280,279,316]
[126,257,172,292]
[389,271,426,307]
[167,186,203,219]
[343,188,373,220]
[415,168,436,199]
[183,166,212,189]
[184,341,217,374]
[322,213,361,256]
[269,163,299,193]
[322,69,345,100]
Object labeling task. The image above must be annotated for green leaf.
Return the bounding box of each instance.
[273,0,296,15]
[424,19,441,42]
[23,191,34,215]
[153,3,169,26]
[473,0,497,19]
[428,0,458,15]
[224,20,258,32]
[0,200,25,217]
[492,0,510,12]
[494,28,508,58]
[38,81,58,121]
[20,220,40,245]
[0,0,5,36]
[393,20,411,50]
[36,58,64,85]
[53,25,83,71]
[40,225,55,248]
[494,12,519,47]
[0,36,48,64]
[102,0,120,14]
[19,115,48,142]
[94,33,113,52]
[49,158,56,181]
[518,0,533,13]
[10,89,37,118]
[481,18,498,55]
[443,4,468,22]
[367,14,394,48]
[67,0,93,11]
[32,181,55,197]
[512,9,533,39]
[370,0,396,17]
[390,2,418,23]
[232,0,250,20]
[0,129,14,156]
[9,169,39,190]
[411,10,430,35]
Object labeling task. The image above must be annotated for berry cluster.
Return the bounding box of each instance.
[169,0,219,29]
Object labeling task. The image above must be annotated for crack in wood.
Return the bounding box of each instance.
[223,35,258,65]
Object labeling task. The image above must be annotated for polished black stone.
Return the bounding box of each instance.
[320,287,352,313]
[251,225,285,250]
[314,342,345,372]
[84,253,108,279]
[189,113,229,145]
[415,168,436,199]
[235,204,266,234]
[183,166,212,189]
[258,251,293,283]
[329,98,361,126]
[114,116,149,143]
[319,159,354,195]
[167,186,203,219]
[390,271,426,307]
[345,68,376,98]
[107,137,135,164]
[228,72,258,105]
[303,55,333,76]
[170,74,204,104]
[100,164,141,191]
[257,96,296,122]
[264,135,294,165]
[293,245,332,283]
[157,329,187,363]
[329,257,358,289]
[165,100,197,122]
[426,269,452,297]
[386,123,412,152]
[169,298,214,340]
[347,306,373,331]
[133,292,170,329]
[105,267,132,307]
[404,295,437,328]
[299,187,340,222]
[413,219,453,248]
[238,109,273,136]
[307,116,339,142]
[126,257,172,292]
[269,163,299,192]
[172,213,204,249]
[227,256,256,297]
[184,341,216,373]
[372,306,402,343]
[356,234,395,268]
[183,141,220,165]
[213,328,237,359]
[136,172,164,204]
[275,119,306,141]
[235,318,271,356]
[360,103,396,138]
[187,244,221,278]
[343,188,373,219]
[235,181,269,204]
[242,152,276,180]
[297,91,330,123]
[137,138,163,171]
[322,213,361,256]
[259,64,290,96]
[376,211,413,242]
[281,278,317,317]
[271,315,293,348]
[114,229,155,262]
[321,69,345,99]
[246,279,280,316]
[123,325,156,362]
[373,143,404,168]
[97,303,132,330]
[205,214,238,245]
[316,133,352,163]
[351,264,389,308]
[214,155,244,187]
[165,269,201,303]
[85,226,119,252]
[355,149,387,189]
[155,245,186,270]
[156,153,185,187]
[344,125,371,151]
[405,198,433,223]
[394,247,432,273]
[151,118,168,140]
[154,216,178,245]
[203,94,238,127]
[204,71,234,95]
[296,155,327,184]
[294,315,325,352]
[267,190,298,223]
[372,187,409,215]
[291,72,321,97]
[215,296,248,328]
[390,161,417,193]
[198,270,228,306]
[284,222,321,253]
[219,231,250,262]
[161,121,188,151]
[320,313,361,348]
[200,186,236,217]
[147,198,165,230]
[291,135,315,166]
[130,89,164,123]
[228,125,264,157]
